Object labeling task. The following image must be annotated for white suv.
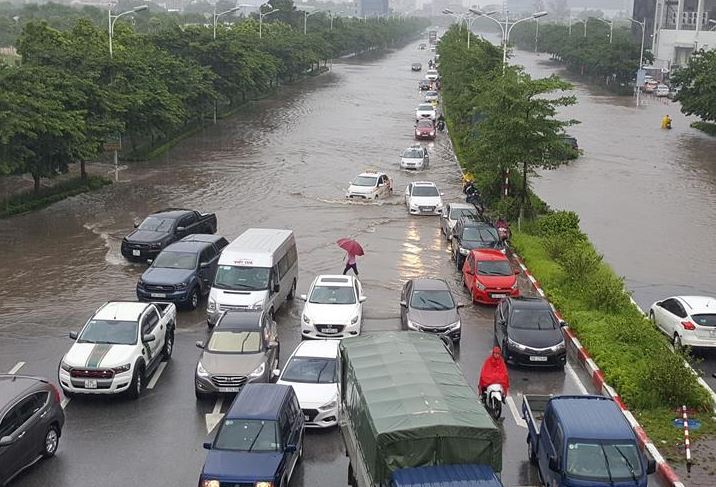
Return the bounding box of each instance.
[415,103,436,121]
[649,296,716,349]
[277,340,340,428]
[400,145,429,170]
[300,275,366,339]
[346,172,393,200]
[405,181,444,215]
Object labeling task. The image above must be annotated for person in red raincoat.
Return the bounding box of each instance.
[478,346,510,398]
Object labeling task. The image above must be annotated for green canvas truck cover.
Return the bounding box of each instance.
[339,332,502,484]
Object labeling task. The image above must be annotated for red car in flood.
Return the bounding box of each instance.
[462,249,520,304]
[415,119,436,140]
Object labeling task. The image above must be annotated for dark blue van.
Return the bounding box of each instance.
[136,234,228,310]
[199,384,305,487]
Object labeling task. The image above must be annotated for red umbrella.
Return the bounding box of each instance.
[337,238,364,256]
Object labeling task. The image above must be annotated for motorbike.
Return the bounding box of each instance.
[437,119,445,131]
[495,221,510,242]
[482,383,504,420]
[465,192,485,217]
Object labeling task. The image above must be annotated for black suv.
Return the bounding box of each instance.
[0,375,66,485]
[451,217,503,270]
[494,297,566,368]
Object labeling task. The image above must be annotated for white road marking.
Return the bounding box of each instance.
[565,362,589,395]
[7,362,25,374]
[146,362,167,390]
[506,394,527,428]
[205,396,224,434]
[60,398,71,409]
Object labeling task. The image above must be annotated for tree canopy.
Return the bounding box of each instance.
[671,49,716,124]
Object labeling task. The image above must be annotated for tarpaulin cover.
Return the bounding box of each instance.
[391,464,503,487]
[339,332,502,484]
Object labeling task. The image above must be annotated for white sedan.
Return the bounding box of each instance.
[649,296,716,349]
[424,91,439,103]
[400,145,429,170]
[405,181,444,215]
[276,340,340,428]
[346,171,393,200]
[425,69,439,80]
[415,103,436,121]
[300,275,366,339]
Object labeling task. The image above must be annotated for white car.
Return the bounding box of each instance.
[440,202,478,240]
[425,69,439,80]
[301,275,366,339]
[655,84,670,97]
[649,296,716,349]
[416,103,437,121]
[59,302,176,399]
[405,181,444,215]
[424,91,439,103]
[400,145,430,170]
[277,340,340,428]
[346,171,393,200]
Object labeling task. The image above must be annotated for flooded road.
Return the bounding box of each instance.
[509,48,716,390]
[0,40,664,487]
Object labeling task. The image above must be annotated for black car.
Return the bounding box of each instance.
[137,234,229,310]
[494,297,566,368]
[451,217,503,270]
[418,79,431,91]
[121,209,218,262]
[400,278,463,342]
[0,375,65,486]
[411,63,422,71]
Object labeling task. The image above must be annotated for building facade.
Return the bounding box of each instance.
[359,0,389,16]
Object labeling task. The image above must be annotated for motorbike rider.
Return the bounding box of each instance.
[436,113,445,131]
[495,216,510,241]
[661,114,672,129]
[478,346,510,400]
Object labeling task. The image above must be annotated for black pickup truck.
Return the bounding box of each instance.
[121,209,217,262]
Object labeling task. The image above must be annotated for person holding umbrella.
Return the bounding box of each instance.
[337,238,364,276]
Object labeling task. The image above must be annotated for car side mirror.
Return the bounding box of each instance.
[200,262,209,268]
[0,436,15,447]
[548,455,560,472]
[176,226,186,232]
[646,458,657,474]
[456,303,465,309]
[285,444,297,453]
[440,192,445,196]
[202,441,212,450]
[273,283,280,293]
[400,300,407,307]
[195,341,204,349]
[142,334,156,343]
[146,258,154,265]
[359,296,367,303]
[560,320,568,328]
[514,269,520,275]
[69,331,78,340]
[133,222,139,228]
[299,294,307,301]
[272,368,281,378]
[268,341,279,349]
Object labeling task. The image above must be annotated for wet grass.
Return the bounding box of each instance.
[691,121,716,136]
[637,408,716,463]
[0,176,111,218]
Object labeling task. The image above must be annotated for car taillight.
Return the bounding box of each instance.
[50,383,61,404]
[681,321,696,331]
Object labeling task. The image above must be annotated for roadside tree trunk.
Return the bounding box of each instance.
[80,160,87,181]
[33,172,41,194]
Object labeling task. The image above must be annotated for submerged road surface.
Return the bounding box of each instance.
[0,40,663,487]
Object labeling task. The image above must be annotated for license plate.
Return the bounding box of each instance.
[530,356,548,362]
[491,294,507,299]
[132,250,141,256]
[323,328,337,334]
[84,379,97,389]
[150,293,166,298]
[219,387,241,393]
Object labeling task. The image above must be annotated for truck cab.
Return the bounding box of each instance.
[523,395,656,487]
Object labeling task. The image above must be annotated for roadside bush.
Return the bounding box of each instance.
[557,239,603,282]
[582,266,632,314]
[534,211,581,238]
[0,176,111,218]
[542,229,584,260]
[639,348,711,409]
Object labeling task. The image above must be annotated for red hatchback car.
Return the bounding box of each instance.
[415,119,436,140]
[462,249,520,304]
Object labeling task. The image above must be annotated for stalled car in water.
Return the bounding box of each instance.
[400,278,463,342]
[414,119,436,140]
[462,249,520,304]
[649,296,716,349]
[121,209,217,262]
[405,181,444,215]
[136,234,228,310]
[411,63,422,71]
[415,103,436,121]
[425,69,439,81]
[346,172,393,200]
[418,79,431,91]
[300,275,366,339]
[276,339,340,428]
[494,297,566,368]
[440,203,478,240]
[424,90,439,103]
[400,145,429,170]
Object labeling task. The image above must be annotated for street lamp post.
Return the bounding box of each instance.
[442,9,478,48]
[628,17,646,106]
[535,18,539,52]
[211,5,246,124]
[592,17,614,43]
[107,5,148,182]
[259,5,279,39]
[303,10,319,35]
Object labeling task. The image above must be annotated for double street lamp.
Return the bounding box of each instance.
[590,17,614,44]
[258,3,279,39]
[303,9,320,35]
[442,8,484,49]
[213,4,252,40]
[469,8,548,72]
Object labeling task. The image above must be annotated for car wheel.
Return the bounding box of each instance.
[163,328,174,360]
[287,279,297,300]
[297,436,304,463]
[128,363,144,400]
[528,436,537,465]
[41,425,60,458]
[673,334,683,350]
[187,287,200,311]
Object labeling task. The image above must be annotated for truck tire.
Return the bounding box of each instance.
[163,327,174,360]
[187,287,200,311]
[287,279,297,300]
[127,363,145,400]
[527,436,537,465]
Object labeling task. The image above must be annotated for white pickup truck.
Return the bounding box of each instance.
[59,301,176,399]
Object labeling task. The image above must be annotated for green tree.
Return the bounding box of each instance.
[671,49,716,124]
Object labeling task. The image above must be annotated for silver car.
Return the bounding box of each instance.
[194,310,279,399]
[440,203,478,240]
[400,145,430,170]
[400,278,463,343]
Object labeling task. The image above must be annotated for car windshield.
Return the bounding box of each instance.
[692,314,716,327]
[450,207,477,220]
[510,308,557,330]
[281,357,337,384]
[403,148,424,158]
[411,289,455,311]
[213,265,270,291]
[207,330,262,353]
[152,251,197,270]
[417,120,433,128]
[309,285,356,305]
[412,186,439,197]
[352,176,378,187]
[138,217,174,232]
[566,441,643,481]
[426,91,438,96]
[477,260,513,276]
[462,226,499,242]
[427,70,438,75]
[78,320,138,345]
[418,104,434,111]
[214,419,279,452]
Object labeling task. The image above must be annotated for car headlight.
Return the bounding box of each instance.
[319,399,338,411]
[476,281,486,290]
[459,247,469,256]
[137,279,145,288]
[112,363,131,374]
[150,242,163,249]
[254,482,275,487]
[430,131,435,136]
[207,298,217,312]
[511,281,519,289]
[250,300,263,311]
[196,361,210,378]
[200,480,220,487]
[176,282,187,289]
[410,202,419,209]
[407,320,420,331]
[302,313,311,324]
[550,341,566,352]
[60,360,73,372]
[436,203,443,210]
[249,362,266,379]
[448,320,461,331]
[351,315,359,325]
[508,337,527,350]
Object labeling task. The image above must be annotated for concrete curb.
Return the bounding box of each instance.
[512,254,686,487]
